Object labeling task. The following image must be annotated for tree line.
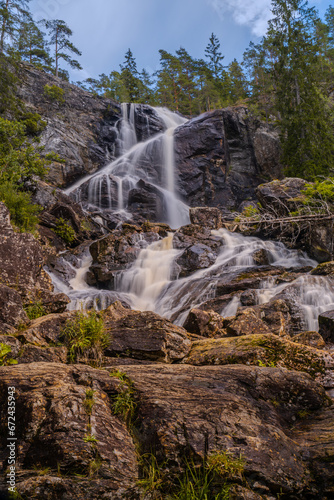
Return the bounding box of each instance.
[2,0,334,180]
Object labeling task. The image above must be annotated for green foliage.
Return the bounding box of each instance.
[62,310,108,364]
[110,370,136,424]
[24,300,46,320]
[258,359,276,368]
[206,451,245,479]
[20,111,47,136]
[53,218,76,244]
[0,343,17,366]
[137,452,245,499]
[43,84,65,103]
[0,181,41,232]
[43,19,82,79]
[303,178,334,203]
[83,434,98,443]
[83,389,95,415]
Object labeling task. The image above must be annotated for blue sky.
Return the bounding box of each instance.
[30,0,333,82]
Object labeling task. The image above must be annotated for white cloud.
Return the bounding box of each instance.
[207,0,272,36]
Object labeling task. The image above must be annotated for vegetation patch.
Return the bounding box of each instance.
[0,344,18,366]
[61,310,108,365]
[53,217,77,245]
[24,300,47,320]
[110,370,137,425]
[137,451,246,499]
[43,84,65,104]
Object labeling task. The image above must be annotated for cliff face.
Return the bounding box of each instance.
[175,107,281,210]
[17,65,281,213]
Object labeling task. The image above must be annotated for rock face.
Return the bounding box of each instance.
[175,107,281,210]
[0,363,138,498]
[103,303,191,362]
[116,363,333,498]
[17,64,122,187]
[0,203,68,314]
[318,310,334,342]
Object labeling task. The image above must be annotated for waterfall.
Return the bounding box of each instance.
[65,103,189,229]
[52,103,334,332]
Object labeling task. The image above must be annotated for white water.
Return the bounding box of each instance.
[115,228,334,330]
[52,103,334,331]
[65,103,189,229]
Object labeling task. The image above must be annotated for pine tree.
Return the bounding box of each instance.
[16,15,51,68]
[228,59,248,104]
[44,19,82,78]
[267,0,334,178]
[120,49,140,102]
[0,0,30,54]
[205,33,224,79]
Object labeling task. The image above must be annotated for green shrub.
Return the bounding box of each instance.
[20,112,47,136]
[43,84,65,103]
[24,300,47,320]
[0,181,41,232]
[62,310,108,364]
[0,344,17,366]
[110,371,136,424]
[53,218,76,244]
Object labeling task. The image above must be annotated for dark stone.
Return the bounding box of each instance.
[176,244,217,277]
[318,310,334,342]
[103,302,191,362]
[183,308,226,337]
[189,207,222,229]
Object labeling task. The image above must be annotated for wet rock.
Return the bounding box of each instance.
[128,179,166,223]
[240,289,258,306]
[189,207,222,229]
[182,333,334,385]
[294,331,326,349]
[308,221,334,263]
[318,310,334,343]
[103,303,191,362]
[0,363,138,497]
[88,225,148,289]
[116,363,332,497]
[176,244,217,277]
[198,294,239,314]
[311,261,334,276]
[256,178,307,216]
[226,308,272,336]
[175,107,265,210]
[173,224,223,252]
[0,284,28,333]
[134,103,165,141]
[252,248,271,266]
[183,308,227,338]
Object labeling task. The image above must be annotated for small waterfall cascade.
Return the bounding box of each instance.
[49,222,334,331]
[118,233,181,311]
[65,103,189,229]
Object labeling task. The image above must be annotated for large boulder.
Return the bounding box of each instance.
[116,363,333,498]
[0,363,138,498]
[318,310,334,343]
[256,178,307,216]
[103,302,191,362]
[182,333,334,389]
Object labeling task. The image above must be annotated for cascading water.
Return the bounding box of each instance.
[64,103,189,229]
[116,228,334,330]
[49,103,334,332]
